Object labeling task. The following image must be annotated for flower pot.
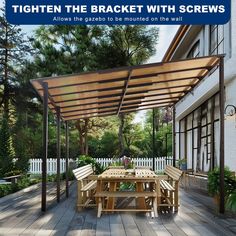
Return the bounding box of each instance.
[180,163,187,170]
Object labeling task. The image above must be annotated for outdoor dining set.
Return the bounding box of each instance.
[73,163,183,218]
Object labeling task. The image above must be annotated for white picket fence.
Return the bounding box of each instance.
[29,156,173,174]
[95,156,173,172]
[29,158,75,175]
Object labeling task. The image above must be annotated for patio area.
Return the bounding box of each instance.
[0,182,236,236]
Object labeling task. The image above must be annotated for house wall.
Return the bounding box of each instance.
[172,0,236,171]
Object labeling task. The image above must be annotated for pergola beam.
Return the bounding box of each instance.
[42,82,48,212]
[117,70,132,115]
[56,107,61,203]
[172,106,176,167]
[49,80,197,99]
[51,95,181,110]
[65,121,69,198]
[219,57,225,214]
[49,90,185,105]
[37,67,209,92]
[57,98,178,115]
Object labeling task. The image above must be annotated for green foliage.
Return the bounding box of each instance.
[4,170,22,177]
[0,175,40,198]
[94,26,159,68]
[0,115,15,177]
[226,191,236,212]
[208,167,236,197]
[0,184,13,198]
[62,169,75,181]
[14,176,31,190]
[47,174,58,182]
[119,182,135,191]
[143,109,173,157]
[77,155,105,174]
[89,131,119,158]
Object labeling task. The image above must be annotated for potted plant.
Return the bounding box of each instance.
[178,158,187,170]
[208,167,236,206]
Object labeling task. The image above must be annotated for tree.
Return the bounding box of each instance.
[0,6,32,118]
[33,25,106,155]
[0,114,15,176]
[0,5,33,174]
[33,25,102,76]
[143,108,173,157]
[31,25,159,157]
[94,26,159,68]
[94,26,159,156]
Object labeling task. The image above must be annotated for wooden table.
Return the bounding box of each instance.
[95,168,160,218]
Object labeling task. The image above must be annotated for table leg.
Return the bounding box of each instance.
[96,179,102,205]
[156,180,161,211]
[106,182,117,210]
[136,182,146,209]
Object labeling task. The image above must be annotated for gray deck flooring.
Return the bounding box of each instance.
[0,182,236,236]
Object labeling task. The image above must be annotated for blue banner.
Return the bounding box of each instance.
[6,0,231,25]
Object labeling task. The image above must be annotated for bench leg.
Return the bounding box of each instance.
[97,198,102,218]
[174,184,179,212]
[77,181,83,211]
[153,197,158,217]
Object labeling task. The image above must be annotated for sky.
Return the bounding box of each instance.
[0,2,179,123]
[134,25,179,123]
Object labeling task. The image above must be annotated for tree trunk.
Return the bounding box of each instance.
[76,118,89,155]
[3,25,9,118]
[118,114,125,156]
[84,118,89,155]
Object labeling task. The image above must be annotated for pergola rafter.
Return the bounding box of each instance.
[32,56,220,121]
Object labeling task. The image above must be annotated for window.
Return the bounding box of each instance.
[209,25,224,55]
[187,40,200,59]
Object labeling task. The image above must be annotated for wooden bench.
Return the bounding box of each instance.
[72,164,98,211]
[95,190,158,218]
[3,174,22,184]
[159,165,182,211]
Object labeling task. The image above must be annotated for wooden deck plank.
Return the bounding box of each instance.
[50,199,77,236]
[110,224,126,236]
[65,211,87,236]
[0,184,60,235]
[80,210,97,236]
[162,222,188,236]
[1,183,236,236]
[134,219,157,236]
[109,211,125,236]
[20,184,72,236]
[96,214,110,236]
[147,219,172,236]
[120,213,141,236]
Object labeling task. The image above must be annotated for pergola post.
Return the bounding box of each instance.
[219,57,225,214]
[65,121,69,198]
[56,107,61,203]
[152,108,156,171]
[172,106,176,167]
[42,82,48,212]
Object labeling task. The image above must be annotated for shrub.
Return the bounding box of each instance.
[0,115,15,177]
[208,167,236,197]
[226,191,236,212]
[62,169,74,181]
[4,170,22,177]
[77,155,105,174]
[0,184,13,197]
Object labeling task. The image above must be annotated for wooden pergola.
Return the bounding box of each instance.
[31,55,225,214]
